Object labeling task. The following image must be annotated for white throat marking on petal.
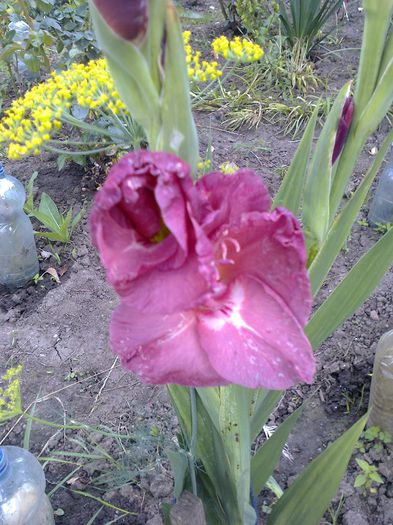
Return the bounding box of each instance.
[202,281,259,336]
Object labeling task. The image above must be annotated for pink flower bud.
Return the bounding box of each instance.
[332,95,354,165]
[93,0,148,42]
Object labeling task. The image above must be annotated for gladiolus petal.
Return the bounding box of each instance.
[198,276,315,389]
[93,0,148,42]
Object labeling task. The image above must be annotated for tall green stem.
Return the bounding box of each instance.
[189,387,198,497]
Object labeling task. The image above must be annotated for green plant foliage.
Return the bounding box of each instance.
[24,173,84,243]
[49,0,99,67]
[357,426,392,453]
[0,0,99,83]
[278,0,345,55]
[354,459,384,495]
[267,415,367,525]
[218,0,279,37]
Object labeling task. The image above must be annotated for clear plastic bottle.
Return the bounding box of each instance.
[368,142,393,226]
[0,446,55,525]
[0,163,39,288]
[368,329,393,433]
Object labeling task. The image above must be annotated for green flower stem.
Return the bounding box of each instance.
[192,61,231,104]
[61,112,116,139]
[189,387,198,497]
[44,143,113,156]
[49,139,112,146]
[94,88,136,140]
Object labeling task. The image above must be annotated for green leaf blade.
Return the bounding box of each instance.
[273,105,318,215]
[267,415,368,525]
[251,405,303,496]
[309,128,393,295]
[307,226,393,349]
[302,82,351,253]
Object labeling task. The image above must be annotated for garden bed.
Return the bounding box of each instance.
[0,1,392,524]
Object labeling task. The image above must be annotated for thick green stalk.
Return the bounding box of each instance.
[189,387,198,497]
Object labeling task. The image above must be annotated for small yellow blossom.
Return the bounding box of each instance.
[183,32,223,83]
[197,158,212,173]
[220,161,239,174]
[212,35,264,63]
[0,366,23,423]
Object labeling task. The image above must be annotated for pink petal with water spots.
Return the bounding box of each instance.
[111,304,228,386]
[197,276,315,389]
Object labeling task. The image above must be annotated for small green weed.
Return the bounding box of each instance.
[373,222,392,235]
[354,458,384,495]
[341,384,365,415]
[275,165,289,179]
[323,493,345,525]
[32,272,44,285]
[24,172,84,243]
[357,218,369,228]
[357,425,392,453]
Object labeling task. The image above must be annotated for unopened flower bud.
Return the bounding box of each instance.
[93,0,148,42]
[332,95,354,165]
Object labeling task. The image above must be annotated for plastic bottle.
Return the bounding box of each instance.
[368,329,393,433]
[0,446,55,525]
[368,142,393,226]
[0,163,39,288]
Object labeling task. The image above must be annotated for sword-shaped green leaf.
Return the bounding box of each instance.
[273,105,318,216]
[159,4,199,169]
[217,386,256,525]
[250,390,283,444]
[251,405,304,496]
[302,82,351,257]
[89,0,161,143]
[267,414,367,525]
[354,0,393,114]
[309,128,393,295]
[307,226,393,349]
[167,385,241,524]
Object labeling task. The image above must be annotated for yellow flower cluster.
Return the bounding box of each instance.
[0,59,127,160]
[219,161,239,174]
[212,35,264,63]
[0,33,264,160]
[183,31,223,83]
[0,365,23,423]
[197,158,212,173]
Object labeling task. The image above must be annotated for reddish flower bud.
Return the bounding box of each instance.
[93,0,148,42]
[332,95,354,165]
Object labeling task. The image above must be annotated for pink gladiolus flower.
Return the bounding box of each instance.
[90,151,315,389]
